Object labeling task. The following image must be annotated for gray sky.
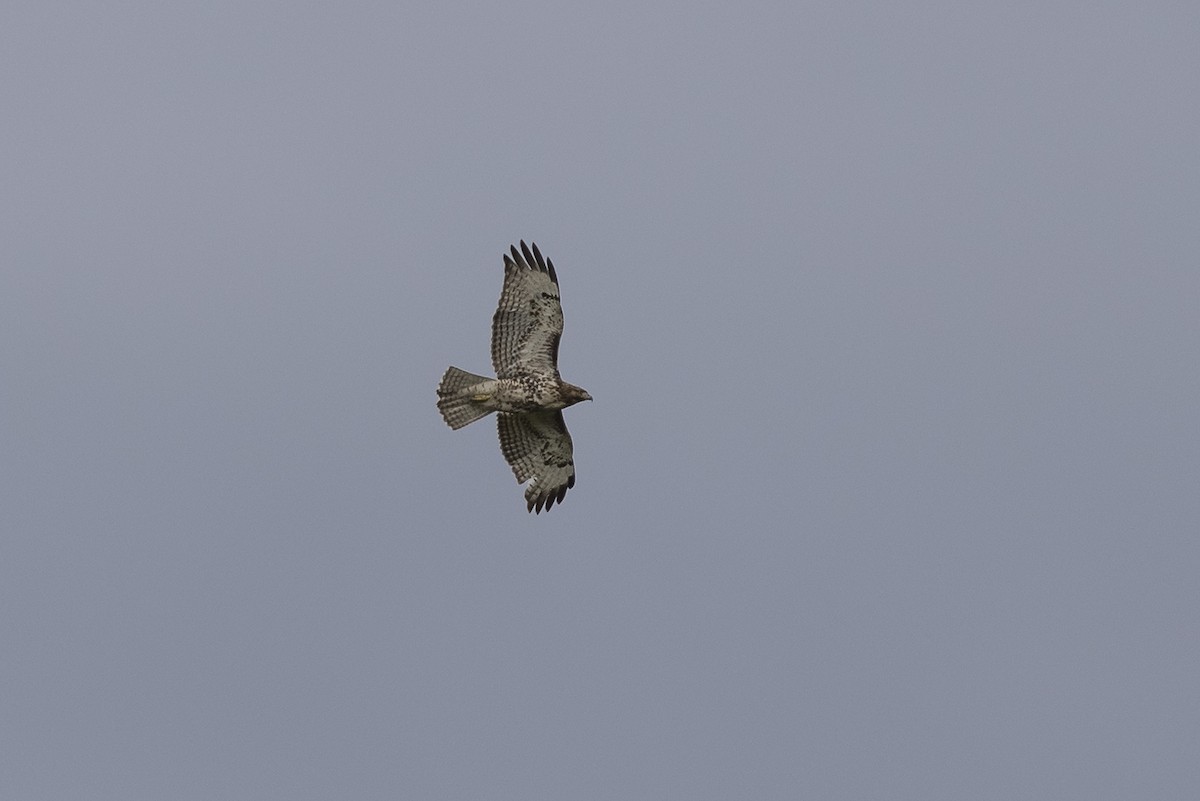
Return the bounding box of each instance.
[3,2,1198,799]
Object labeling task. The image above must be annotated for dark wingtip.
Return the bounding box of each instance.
[520,240,537,271]
[527,482,571,514]
[508,241,557,282]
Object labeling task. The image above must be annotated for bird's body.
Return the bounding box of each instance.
[436,241,591,513]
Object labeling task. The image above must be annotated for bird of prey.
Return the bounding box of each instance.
[436,241,591,513]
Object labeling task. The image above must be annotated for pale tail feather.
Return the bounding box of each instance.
[436,366,493,429]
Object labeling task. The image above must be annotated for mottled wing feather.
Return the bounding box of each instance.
[497,411,576,513]
[491,241,563,379]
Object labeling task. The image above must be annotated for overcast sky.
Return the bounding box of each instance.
[3,2,1198,799]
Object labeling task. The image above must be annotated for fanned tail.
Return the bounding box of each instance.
[436,366,493,429]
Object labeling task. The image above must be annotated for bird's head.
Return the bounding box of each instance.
[563,383,592,405]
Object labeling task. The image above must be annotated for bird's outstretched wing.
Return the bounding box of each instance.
[491,241,563,379]
[497,411,576,513]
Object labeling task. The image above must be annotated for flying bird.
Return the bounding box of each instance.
[437,241,591,513]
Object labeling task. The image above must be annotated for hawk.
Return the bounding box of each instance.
[437,241,591,513]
